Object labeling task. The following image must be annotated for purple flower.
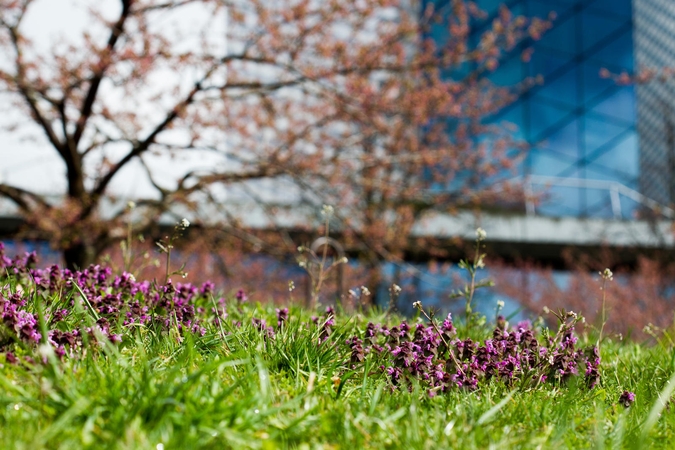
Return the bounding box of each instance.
[252,318,275,339]
[346,336,366,365]
[52,309,69,322]
[5,352,17,364]
[200,281,215,296]
[235,289,248,303]
[619,391,636,408]
[276,307,289,328]
[441,313,456,337]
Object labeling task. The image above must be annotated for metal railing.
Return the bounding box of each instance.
[517,175,675,219]
[305,236,345,306]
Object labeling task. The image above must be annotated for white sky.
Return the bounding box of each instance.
[3,1,108,194]
[2,0,228,200]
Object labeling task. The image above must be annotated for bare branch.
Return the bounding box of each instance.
[72,0,133,148]
[0,183,51,212]
[89,66,218,208]
[2,20,64,154]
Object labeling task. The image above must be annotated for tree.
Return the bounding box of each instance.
[0,0,547,276]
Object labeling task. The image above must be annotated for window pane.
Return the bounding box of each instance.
[528,49,570,78]
[538,15,577,55]
[535,66,579,108]
[588,0,633,18]
[582,11,626,53]
[582,62,615,106]
[529,147,577,177]
[535,118,580,159]
[587,131,639,181]
[587,29,634,71]
[529,100,575,141]
[583,115,630,155]
[590,86,636,123]
[526,0,574,20]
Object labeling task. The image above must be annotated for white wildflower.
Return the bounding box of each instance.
[180,218,190,229]
[600,268,613,281]
[475,227,487,241]
[321,204,334,218]
[361,286,371,296]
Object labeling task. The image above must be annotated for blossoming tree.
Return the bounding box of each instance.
[0,0,547,273]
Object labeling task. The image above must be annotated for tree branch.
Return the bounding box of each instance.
[72,0,132,147]
[2,20,64,154]
[88,66,217,212]
[0,183,51,213]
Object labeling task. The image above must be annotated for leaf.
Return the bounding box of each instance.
[477,390,516,426]
[642,370,675,438]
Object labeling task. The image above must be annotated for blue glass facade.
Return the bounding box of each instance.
[426,0,639,218]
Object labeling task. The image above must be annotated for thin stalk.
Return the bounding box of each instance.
[311,217,330,309]
[465,240,480,329]
[164,245,172,285]
[597,268,613,351]
[124,219,133,273]
[417,306,465,377]
[598,278,607,348]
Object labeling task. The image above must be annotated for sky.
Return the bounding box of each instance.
[3,1,108,195]
[2,0,228,201]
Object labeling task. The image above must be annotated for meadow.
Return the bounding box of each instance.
[0,241,674,449]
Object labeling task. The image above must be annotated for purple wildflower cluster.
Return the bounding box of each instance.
[0,244,221,360]
[346,313,600,394]
[252,317,276,339]
[619,390,636,408]
[1,245,605,398]
[313,307,335,343]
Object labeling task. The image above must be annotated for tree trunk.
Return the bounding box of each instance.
[63,241,96,271]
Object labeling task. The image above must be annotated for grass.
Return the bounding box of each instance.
[0,229,673,449]
[1,289,675,449]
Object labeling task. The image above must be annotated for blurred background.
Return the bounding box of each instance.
[1,0,674,337]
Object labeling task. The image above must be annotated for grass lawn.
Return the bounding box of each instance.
[0,251,674,449]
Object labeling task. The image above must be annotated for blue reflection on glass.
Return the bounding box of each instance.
[590,86,636,123]
[427,0,638,219]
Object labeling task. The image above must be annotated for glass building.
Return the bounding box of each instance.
[425,0,644,218]
[378,0,675,314]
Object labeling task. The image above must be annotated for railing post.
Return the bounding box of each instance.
[309,237,345,305]
[610,184,622,219]
[524,179,535,216]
